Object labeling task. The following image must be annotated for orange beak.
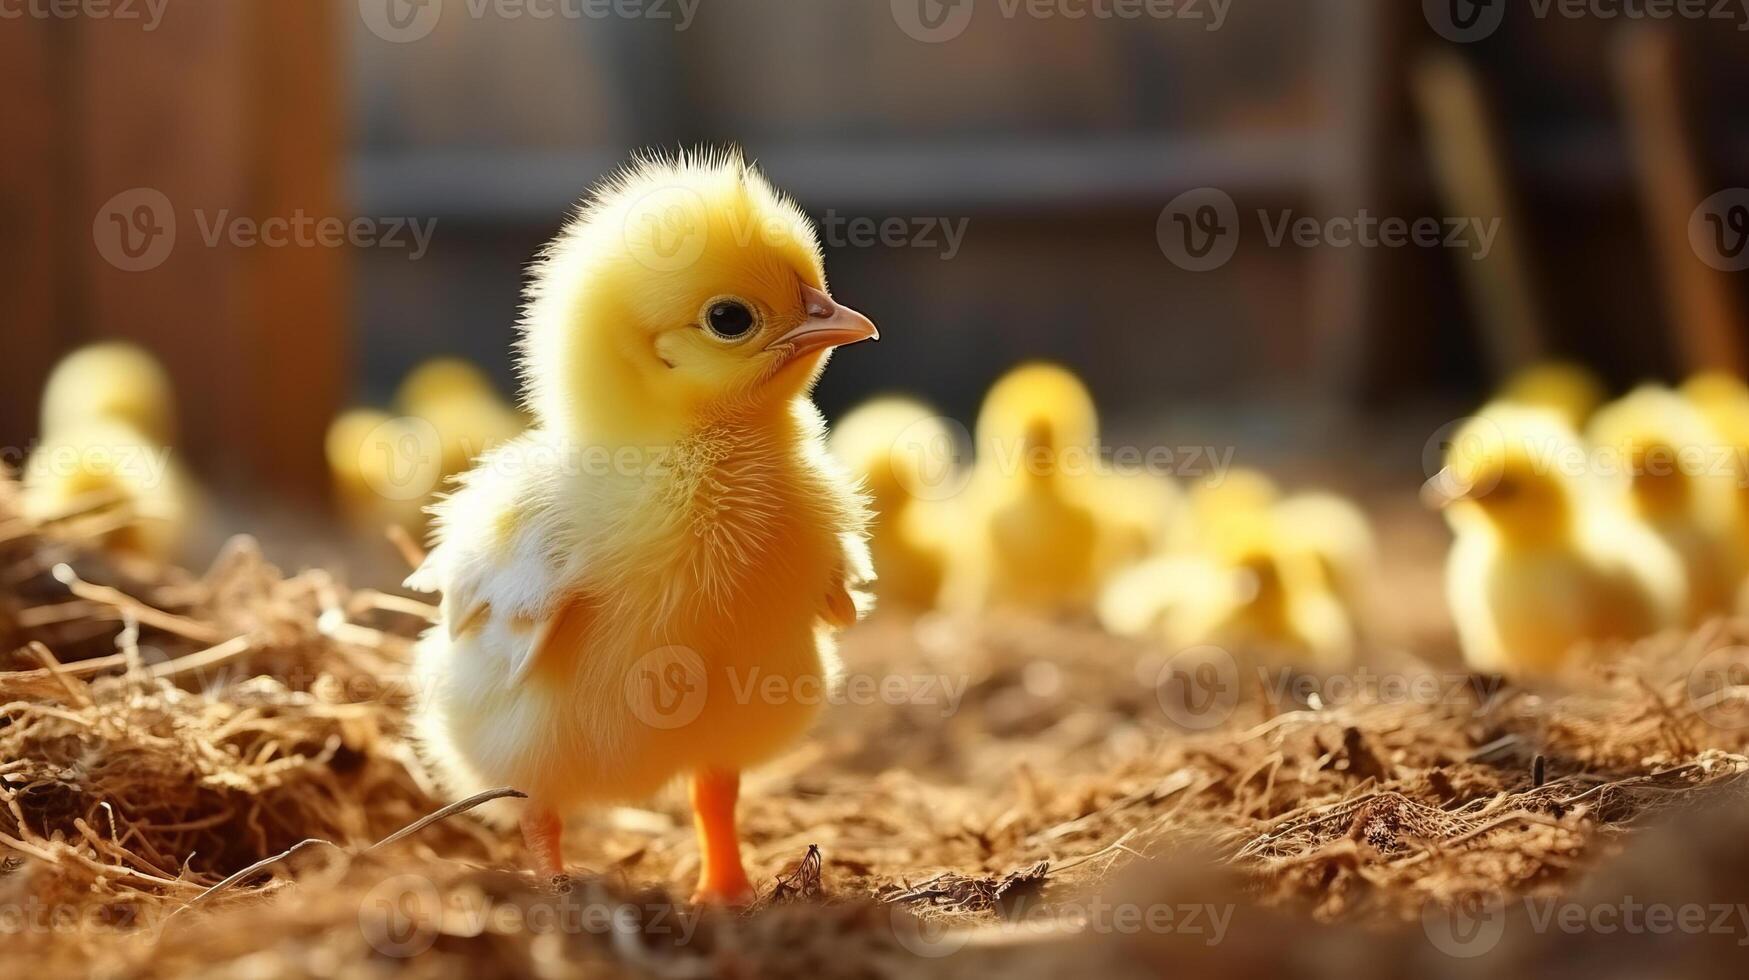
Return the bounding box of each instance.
[765,284,879,363]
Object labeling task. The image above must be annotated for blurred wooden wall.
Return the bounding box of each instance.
[0,1,345,498]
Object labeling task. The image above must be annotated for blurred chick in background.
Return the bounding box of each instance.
[1427,407,1685,676]
[829,397,956,610]
[946,362,1101,614]
[395,357,525,488]
[1496,361,1606,429]
[39,341,177,446]
[407,152,878,903]
[1186,467,1279,554]
[1164,524,1356,669]
[1271,491,1377,633]
[22,343,192,561]
[1587,385,1742,623]
[324,408,433,537]
[1682,373,1749,608]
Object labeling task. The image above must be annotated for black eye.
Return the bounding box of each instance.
[705,300,756,340]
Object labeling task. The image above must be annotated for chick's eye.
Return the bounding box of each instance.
[704,301,756,340]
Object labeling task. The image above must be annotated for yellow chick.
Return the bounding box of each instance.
[20,418,190,561]
[828,397,957,610]
[39,341,176,445]
[1098,468,1189,566]
[1496,361,1606,429]
[1270,491,1377,629]
[395,358,525,486]
[1427,407,1686,675]
[1162,524,1356,670]
[324,408,435,536]
[1186,466,1280,555]
[406,152,879,903]
[1587,385,1742,623]
[1682,372,1749,594]
[947,362,1101,614]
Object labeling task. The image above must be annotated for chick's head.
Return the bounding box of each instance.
[520,150,877,439]
[830,397,956,507]
[975,362,1097,482]
[1426,407,1580,540]
[1497,360,1605,429]
[1588,385,1727,519]
[41,342,176,446]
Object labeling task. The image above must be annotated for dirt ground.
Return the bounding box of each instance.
[5,481,1749,979]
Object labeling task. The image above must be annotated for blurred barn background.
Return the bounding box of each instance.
[3,0,1747,546]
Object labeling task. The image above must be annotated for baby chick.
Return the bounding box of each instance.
[20,418,190,561]
[1186,467,1280,555]
[1164,523,1356,670]
[1587,385,1742,623]
[829,397,957,610]
[394,358,525,487]
[1496,360,1606,429]
[1271,491,1377,630]
[39,341,177,445]
[25,343,191,560]
[946,362,1101,614]
[407,152,879,904]
[1427,407,1685,675]
[324,408,433,537]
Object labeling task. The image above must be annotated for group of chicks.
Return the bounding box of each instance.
[15,343,526,564]
[829,361,1376,669]
[1431,362,1749,676]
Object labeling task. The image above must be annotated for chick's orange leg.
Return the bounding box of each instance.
[520,804,565,878]
[689,769,754,905]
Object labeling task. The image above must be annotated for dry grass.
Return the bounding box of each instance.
[5,477,1749,977]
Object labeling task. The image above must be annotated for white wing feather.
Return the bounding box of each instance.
[405,434,578,682]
